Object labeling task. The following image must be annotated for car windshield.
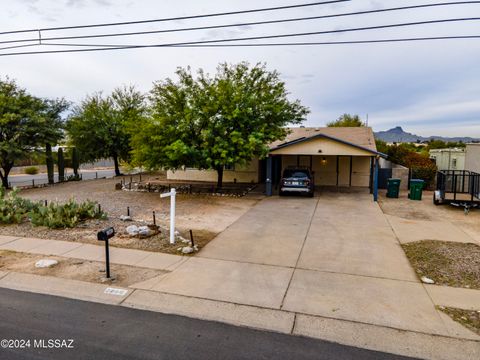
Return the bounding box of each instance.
[283,169,309,178]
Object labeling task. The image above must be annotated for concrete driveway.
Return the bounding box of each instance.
[133,191,476,339]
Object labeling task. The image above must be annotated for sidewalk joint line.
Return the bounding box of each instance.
[0,237,23,247]
[294,266,420,283]
[280,196,320,310]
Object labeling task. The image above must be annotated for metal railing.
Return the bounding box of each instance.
[436,170,480,201]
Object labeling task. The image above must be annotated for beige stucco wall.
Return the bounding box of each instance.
[281,155,371,187]
[351,156,371,187]
[465,144,480,173]
[166,160,259,183]
[270,137,374,156]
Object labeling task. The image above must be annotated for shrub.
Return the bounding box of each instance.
[65,174,81,182]
[0,186,106,228]
[0,187,39,224]
[24,166,39,175]
[403,152,437,189]
[29,199,106,228]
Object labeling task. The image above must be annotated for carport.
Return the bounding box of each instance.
[263,127,386,200]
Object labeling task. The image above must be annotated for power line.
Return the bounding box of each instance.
[39,36,480,48]
[0,0,350,35]
[1,17,478,49]
[2,2,480,45]
[1,34,479,57]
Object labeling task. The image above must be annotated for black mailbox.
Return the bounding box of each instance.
[97,227,115,241]
[97,227,114,278]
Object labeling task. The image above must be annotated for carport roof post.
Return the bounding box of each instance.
[266,156,273,196]
[373,156,380,202]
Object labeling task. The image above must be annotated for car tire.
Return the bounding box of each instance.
[279,191,285,196]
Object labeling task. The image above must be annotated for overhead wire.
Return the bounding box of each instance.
[0,17,479,56]
[0,0,351,35]
[1,2,480,46]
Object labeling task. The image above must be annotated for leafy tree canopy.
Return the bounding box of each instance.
[375,139,388,154]
[132,62,309,187]
[0,77,68,188]
[327,114,365,127]
[426,139,466,150]
[66,86,146,176]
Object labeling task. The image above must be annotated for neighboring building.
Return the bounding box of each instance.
[167,127,385,195]
[429,148,465,171]
[465,143,480,173]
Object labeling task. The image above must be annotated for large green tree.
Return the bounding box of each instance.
[66,86,146,176]
[327,114,365,127]
[132,62,309,187]
[0,78,67,188]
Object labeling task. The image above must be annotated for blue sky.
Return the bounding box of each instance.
[1,0,479,137]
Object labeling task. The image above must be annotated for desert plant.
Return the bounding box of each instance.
[46,143,54,184]
[0,186,39,224]
[65,174,81,182]
[24,166,39,175]
[58,148,65,182]
[29,198,106,228]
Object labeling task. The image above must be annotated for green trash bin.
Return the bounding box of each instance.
[386,178,401,198]
[409,179,425,200]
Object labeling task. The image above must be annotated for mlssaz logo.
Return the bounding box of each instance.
[33,339,74,349]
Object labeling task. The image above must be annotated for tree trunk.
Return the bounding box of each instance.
[216,166,224,189]
[58,148,65,182]
[113,155,121,176]
[0,163,13,189]
[46,143,54,185]
[72,147,79,176]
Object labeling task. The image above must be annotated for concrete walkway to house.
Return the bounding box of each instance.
[1,191,480,359]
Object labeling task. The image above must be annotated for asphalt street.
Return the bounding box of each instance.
[0,288,416,360]
[8,169,116,187]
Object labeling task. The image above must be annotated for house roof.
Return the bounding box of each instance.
[269,127,384,156]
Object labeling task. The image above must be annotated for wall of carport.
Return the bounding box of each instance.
[280,155,370,187]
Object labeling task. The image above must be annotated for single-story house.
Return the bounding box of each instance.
[167,127,385,198]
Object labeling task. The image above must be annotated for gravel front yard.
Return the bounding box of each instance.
[402,240,480,289]
[439,307,480,336]
[1,177,259,254]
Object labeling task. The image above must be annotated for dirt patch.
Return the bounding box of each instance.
[1,177,258,254]
[439,307,480,336]
[0,250,164,287]
[402,240,480,289]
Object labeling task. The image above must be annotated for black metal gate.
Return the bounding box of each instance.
[378,168,392,189]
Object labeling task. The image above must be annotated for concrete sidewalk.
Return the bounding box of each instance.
[0,235,186,271]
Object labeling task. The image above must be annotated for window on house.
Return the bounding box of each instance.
[452,158,457,169]
[224,164,235,171]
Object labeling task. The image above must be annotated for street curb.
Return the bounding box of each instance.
[0,272,478,360]
[0,272,131,305]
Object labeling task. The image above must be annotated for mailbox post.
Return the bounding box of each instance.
[97,227,115,278]
[160,187,176,244]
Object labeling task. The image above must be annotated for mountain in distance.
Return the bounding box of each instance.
[374,126,480,143]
